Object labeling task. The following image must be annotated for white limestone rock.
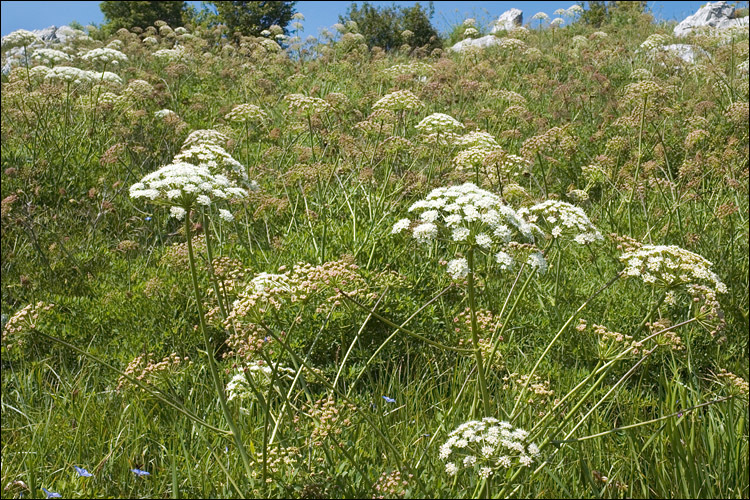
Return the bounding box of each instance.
[449,35,502,52]
[490,8,523,34]
[661,44,708,64]
[674,1,750,37]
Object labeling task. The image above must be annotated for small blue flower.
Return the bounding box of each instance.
[42,487,62,498]
[144,216,152,221]
[382,396,396,403]
[74,466,93,477]
[131,468,150,477]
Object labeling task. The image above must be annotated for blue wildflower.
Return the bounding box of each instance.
[144,216,152,221]
[382,396,396,403]
[42,487,62,498]
[131,468,150,477]
[73,466,93,477]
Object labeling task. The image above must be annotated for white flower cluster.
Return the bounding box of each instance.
[532,12,549,21]
[1,29,40,50]
[567,4,584,15]
[31,48,72,65]
[415,113,465,134]
[182,129,229,149]
[82,47,128,66]
[28,65,51,80]
[630,68,652,81]
[500,38,527,51]
[372,90,423,112]
[153,46,185,61]
[94,71,123,85]
[381,61,434,77]
[453,146,499,171]
[440,418,539,478]
[154,108,178,119]
[174,143,248,183]
[550,18,565,28]
[393,183,543,275]
[143,36,158,45]
[620,245,727,294]
[455,131,499,149]
[129,162,248,219]
[639,33,670,53]
[518,200,602,245]
[225,103,268,123]
[463,27,479,39]
[284,93,332,115]
[226,362,296,405]
[44,66,94,85]
[124,79,155,99]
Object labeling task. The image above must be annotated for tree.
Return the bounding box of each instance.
[576,1,651,28]
[340,2,441,53]
[100,1,187,31]
[210,1,297,37]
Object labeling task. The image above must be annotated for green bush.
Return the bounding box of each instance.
[340,1,441,53]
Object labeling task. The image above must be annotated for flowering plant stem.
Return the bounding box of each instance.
[30,328,229,436]
[500,315,699,498]
[509,271,622,419]
[184,214,254,482]
[467,247,491,418]
[628,94,648,235]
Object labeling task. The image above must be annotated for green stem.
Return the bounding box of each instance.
[628,94,648,235]
[31,328,229,435]
[510,271,622,419]
[185,213,254,480]
[468,247,491,417]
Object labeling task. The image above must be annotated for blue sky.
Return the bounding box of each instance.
[1,1,713,38]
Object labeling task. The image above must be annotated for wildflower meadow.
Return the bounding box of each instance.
[1,4,748,498]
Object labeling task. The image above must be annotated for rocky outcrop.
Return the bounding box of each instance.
[661,44,708,64]
[674,1,749,37]
[490,8,523,34]
[449,35,502,52]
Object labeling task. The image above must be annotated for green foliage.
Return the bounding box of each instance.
[340,1,441,53]
[209,1,297,37]
[100,1,187,31]
[1,9,748,500]
[577,0,652,28]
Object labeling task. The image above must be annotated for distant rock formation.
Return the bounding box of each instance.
[661,44,708,64]
[490,8,523,34]
[673,1,749,37]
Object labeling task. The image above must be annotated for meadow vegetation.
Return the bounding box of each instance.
[1,6,748,498]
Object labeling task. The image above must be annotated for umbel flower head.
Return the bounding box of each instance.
[372,90,423,112]
[82,47,128,66]
[439,418,539,479]
[225,103,268,123]
[31,48,72,66]
[415,113,465,134]
[382,61,434,77]
[44,66,95,85]
[620,244,727,294]
[1,29,40,51]
[129,162,249,220]
[455,130,499,149]
[392,183,544,276]
[173,143,248,183]
[182,129,230,149]
[284,93,332,115]
[518,200,602,245]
